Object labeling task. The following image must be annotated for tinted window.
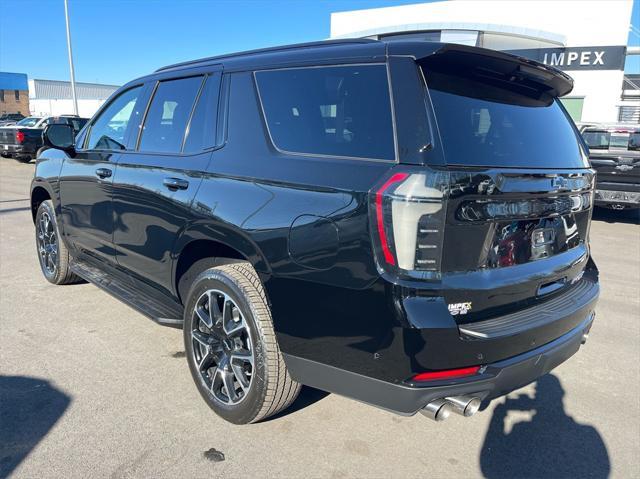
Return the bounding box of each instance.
[87,86,141,150]
[183,74,221,153]
[139,76,203,154]
[424,69,587,168]
[256,65,395,161]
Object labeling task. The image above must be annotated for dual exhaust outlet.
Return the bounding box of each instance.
[421,395,482,422]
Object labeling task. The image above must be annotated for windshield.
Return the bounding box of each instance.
[582,130,639,151]
[16,117,42,127]
[424,69,587,168]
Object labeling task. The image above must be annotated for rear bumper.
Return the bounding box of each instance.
[0,144,32,156]
[284,313,594,415]
[595,189,640,207]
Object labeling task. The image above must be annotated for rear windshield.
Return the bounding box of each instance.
[424,70,587,168]
[582,130,640,151]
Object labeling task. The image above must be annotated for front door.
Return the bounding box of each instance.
[59,85,147,263]
[112,72,221,294]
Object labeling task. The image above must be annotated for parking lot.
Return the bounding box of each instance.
[0,158,638,479]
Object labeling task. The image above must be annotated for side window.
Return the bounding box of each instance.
[87,86,142,150]
[138,76,203,154]
[255,64,395,161]
[183,74,221,153]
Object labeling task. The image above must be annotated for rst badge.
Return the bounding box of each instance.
[448,302,472,316]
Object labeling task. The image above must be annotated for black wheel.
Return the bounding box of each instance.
[183,262,300,424]
[16,155,32,163]
[35,200,81,285]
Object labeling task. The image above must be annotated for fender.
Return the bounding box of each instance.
[30,149,69,222]
[170,219,272,294]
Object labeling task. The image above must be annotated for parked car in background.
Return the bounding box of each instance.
[0,115,88,162]
[0,113,25,126]
[32,39,598,425]
[581,124,640,210]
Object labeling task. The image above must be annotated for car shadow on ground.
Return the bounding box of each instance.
[0,376,71,478]
[263,386,330,422]
[592,206,639,225]
[480,373,610,479]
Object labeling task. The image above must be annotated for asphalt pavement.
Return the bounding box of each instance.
[1,158,639,478]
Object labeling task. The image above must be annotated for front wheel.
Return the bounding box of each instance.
[183,262,300,424]
[35,200,81,285]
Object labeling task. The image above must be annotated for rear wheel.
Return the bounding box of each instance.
[35,200,81,285]
[183,262,300,424]
[16,155,32,163]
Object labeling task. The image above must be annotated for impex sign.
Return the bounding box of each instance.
[508,45,627,71]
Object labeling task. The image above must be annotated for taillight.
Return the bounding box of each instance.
[16,131,25,143]
[369,168,449,280]
[412,365,480,382]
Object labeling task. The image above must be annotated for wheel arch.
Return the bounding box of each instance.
[173,224,271,304]
[30,184,53,223]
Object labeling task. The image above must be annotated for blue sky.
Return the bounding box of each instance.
[0,0,638,86]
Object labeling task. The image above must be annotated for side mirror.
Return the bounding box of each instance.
[43,124,75,153]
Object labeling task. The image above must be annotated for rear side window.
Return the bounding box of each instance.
[139,76,203,154]
[424,69,587,168]
[255,64,395,161]
[87,86,141,150]
[183,73,221,153]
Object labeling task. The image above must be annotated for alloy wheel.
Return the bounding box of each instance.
[190,289,254,405]
[37,211,57,276]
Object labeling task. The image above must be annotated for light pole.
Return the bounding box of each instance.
[64,0,79,115]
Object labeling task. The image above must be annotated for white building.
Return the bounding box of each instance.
[29,79,119,118]
[331,0,637,123]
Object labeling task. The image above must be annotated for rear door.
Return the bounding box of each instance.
[112,70,221,295]
[415,49,595,322]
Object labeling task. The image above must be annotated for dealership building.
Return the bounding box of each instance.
[331,0,638,124]
[28,78,119,118]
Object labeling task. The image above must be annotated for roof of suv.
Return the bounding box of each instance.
[147,38,572,98]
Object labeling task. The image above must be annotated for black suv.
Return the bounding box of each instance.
[32,39,599,424]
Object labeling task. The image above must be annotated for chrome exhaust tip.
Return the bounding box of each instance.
[581,332,589,345]
[445,395,482,417]
[421,398,453,422]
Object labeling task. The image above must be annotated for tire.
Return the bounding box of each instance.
[35,200,81,285]
[183,262,300,424]
[16,155,32,163]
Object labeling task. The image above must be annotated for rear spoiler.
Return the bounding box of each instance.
[388,42,573,98]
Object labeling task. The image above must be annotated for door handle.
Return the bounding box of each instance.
[95,168,112,179]
[163,177,189,190]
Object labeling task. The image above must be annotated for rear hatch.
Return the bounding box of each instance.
[372,45,596,325]
[582,128,640,190]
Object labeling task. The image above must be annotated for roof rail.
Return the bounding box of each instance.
[156,38,379,72]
